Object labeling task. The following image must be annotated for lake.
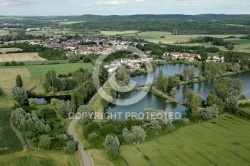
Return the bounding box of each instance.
[107,64,250,120]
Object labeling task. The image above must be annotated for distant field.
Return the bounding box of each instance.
[0,150,79,166]
[225,38,250,53]
[0,48,22,53]
[124,31,243,44]
[0,52,46,62]
[59,21,85,25]
[0,109,22,155]
[0,30,9,36]
[120,114,250,166]
[101,30,138,36]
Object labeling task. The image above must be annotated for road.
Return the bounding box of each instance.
[68,117,91,166]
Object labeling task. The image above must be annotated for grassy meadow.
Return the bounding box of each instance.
[0,150,79,166]
[120,114,250,166]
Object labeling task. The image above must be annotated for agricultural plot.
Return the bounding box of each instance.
[124,31,243,44]
[0,30,9,36]
[120,114,250,166]
[0,68,42,94]
[101,30,138,36]
[0,150,79,166]
[225,38,250,53]
[0,52,46,62]
[0,63,93,94]
[0,48,22,53]
[0,109,22,155]
[59,21,86,25]
[26,62,93,79]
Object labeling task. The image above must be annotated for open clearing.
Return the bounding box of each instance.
[0,52,46,62]
[0,48,22,53]
[0,150,79,166]
[120,114,250,166]
[101,30,138,36]
[0,30,9,36]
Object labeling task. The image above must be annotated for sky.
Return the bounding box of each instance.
[0,0,250,16]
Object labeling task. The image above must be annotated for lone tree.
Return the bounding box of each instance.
[103,134,120,160]
[16,75,23,87]
[11,87,28,106]
[123,126,146,144]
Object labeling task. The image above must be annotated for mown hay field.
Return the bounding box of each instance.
[0,48,22,53]
[101,30,138,36]
[120,114,250,166]
[0,52,46,62]
[0,30,9,36]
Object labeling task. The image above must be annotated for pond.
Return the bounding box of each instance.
[29,95,71,105]
[107,64,250,120]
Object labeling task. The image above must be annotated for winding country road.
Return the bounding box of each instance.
[68,118,91,166]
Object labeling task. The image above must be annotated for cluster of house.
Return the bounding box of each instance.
[29,38,137,56]
[206,56,225,63]
[1,23,22,29]
[26,27,51,31]
[105,57,153,73]
[163,52,201,61]
[163,52,224,63]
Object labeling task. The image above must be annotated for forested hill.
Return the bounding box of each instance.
[65,20,250,35]
[71,14,250,22]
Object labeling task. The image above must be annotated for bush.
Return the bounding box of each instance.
[28,98,37,106]
[64,140,76,154]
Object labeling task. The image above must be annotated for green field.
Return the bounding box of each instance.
[239,107,250,114]
[0,150,79,166]
[26,63,93,79]
[0,109,23,155]
[120,114,250,166]
[225,38,250,53]
[122,31,243,44]
[0,63,93,94]
[101,30,138,36]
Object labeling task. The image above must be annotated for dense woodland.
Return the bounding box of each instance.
[66,20,250,34]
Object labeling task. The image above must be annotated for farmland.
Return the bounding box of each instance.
[0,63,93,94]
[0,30,9,36]
[101,30,138,36]
[121,31,243,44]
[0,109,23,155]
[120,114,250,166]
[0,48,22,53]
[0,150,79,166]
[0,52,46,62]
